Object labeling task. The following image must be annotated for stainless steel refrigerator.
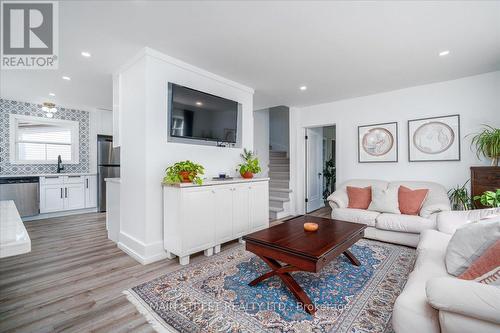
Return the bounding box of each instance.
[97,135,120,212]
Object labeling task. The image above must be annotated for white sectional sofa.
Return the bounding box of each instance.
[393,208,500,333]
[327,179,451,247]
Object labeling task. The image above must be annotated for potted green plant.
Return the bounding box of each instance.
[237,149,261,179]
[163,160,204,185]
[470,125,500,166]
[322,156,336,203]
[447,180,473,210]
[474,189,500,208]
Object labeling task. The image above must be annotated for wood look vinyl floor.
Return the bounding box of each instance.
[0,209,331,332]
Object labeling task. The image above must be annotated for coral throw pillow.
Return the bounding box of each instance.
[347,186,372,209]
[398,186,429,215]
[459,240,500,285]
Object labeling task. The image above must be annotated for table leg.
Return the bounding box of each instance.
[343,249,361,266]
[249,255,316,315]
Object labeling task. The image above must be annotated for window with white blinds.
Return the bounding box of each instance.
[10,115,80,164]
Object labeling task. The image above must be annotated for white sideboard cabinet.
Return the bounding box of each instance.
[163,178,269,265]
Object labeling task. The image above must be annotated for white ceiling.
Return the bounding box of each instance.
[1,1,499,111]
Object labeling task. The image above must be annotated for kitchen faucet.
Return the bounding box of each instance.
[57,155,65,173]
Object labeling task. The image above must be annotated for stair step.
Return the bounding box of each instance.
[269,172,290,180]
[270,180,290,188]
[269,196,290,202]
[269,187,293,193]
[269,206,284,213]
[269,165,289,172]
[270,151,287,157]
[269,158,289,163]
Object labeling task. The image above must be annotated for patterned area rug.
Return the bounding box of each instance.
[125,239,415,333]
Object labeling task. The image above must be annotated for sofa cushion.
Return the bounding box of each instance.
[368,186,400,214]
[445,218,500,277]
[346,186,371,209]
[389,181,450,218]
[459,240,500,285]
[376,213,435,234]
[331,208,379,227]
[398,186,429,215]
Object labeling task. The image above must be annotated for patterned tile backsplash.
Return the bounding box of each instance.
[0,98,90,175]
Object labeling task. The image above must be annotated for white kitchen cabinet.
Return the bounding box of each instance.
[39,175,96,213]
[163,178,269,265]
[40,184,65,213]
[84,175,97,208]
[64,183,85,210]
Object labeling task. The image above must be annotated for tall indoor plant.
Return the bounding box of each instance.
[237,149,261,179]
[163,160,205,185]
[322,156,336,202]
[470,125,500,166]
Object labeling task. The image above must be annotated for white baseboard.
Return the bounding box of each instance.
[118,231,168,265]
[23,207,98,221]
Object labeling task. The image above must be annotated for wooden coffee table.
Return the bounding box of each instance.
[243,215,366,315]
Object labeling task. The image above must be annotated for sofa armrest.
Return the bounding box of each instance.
[426,277,500,325]
[420,203,450,219]
[327,190,348,209]
[437,208,500,234]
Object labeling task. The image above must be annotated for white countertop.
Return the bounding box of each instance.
[162,177,270,188]
[105,178,121,184]
[0,200,31,258]
[0,172,96,178]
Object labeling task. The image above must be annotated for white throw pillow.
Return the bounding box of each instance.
[445,217,500,277]
[368,186,400,214]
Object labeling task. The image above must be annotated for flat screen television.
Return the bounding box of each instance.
[168,83,240,145]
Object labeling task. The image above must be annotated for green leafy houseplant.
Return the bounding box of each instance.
[237,149,261,179]
[322,156,336,202]
[448,180,473,210]
[163,160,205,185]
[474,189,500,208]
[470,125,500,166]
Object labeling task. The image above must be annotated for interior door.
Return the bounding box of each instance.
[306,128,324,213]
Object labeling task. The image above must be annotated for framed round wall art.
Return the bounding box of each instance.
[408,114,460,162]
[358,122,398,163]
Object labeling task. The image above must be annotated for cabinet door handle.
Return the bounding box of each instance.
[60,188,63,198]
[46,176,59,179]
[65,187,68,198]
[86,179,89,188]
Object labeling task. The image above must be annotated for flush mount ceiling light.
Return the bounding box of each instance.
[49,92,55,97]
[62,76,71,81]
[81,51,91,57]
[42,102,57,117]
[196,101,203,106]
[439,50,450,57]
[300,86,307,91]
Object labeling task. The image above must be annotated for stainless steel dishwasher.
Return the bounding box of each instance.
[0,177,40,217]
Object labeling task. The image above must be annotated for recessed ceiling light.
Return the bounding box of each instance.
[62,76,71,81]
[49,92,55,97]
[300,86,307,91]
[439,50,450,57]
[81,51,91,57]
[196,101,203,106]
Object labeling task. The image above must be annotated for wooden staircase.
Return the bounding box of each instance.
[268,151,292,220]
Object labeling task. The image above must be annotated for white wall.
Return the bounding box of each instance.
[269,106,289,153]
[253,108,269,177]
[290,71,500,215]
[117,48,254,264]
